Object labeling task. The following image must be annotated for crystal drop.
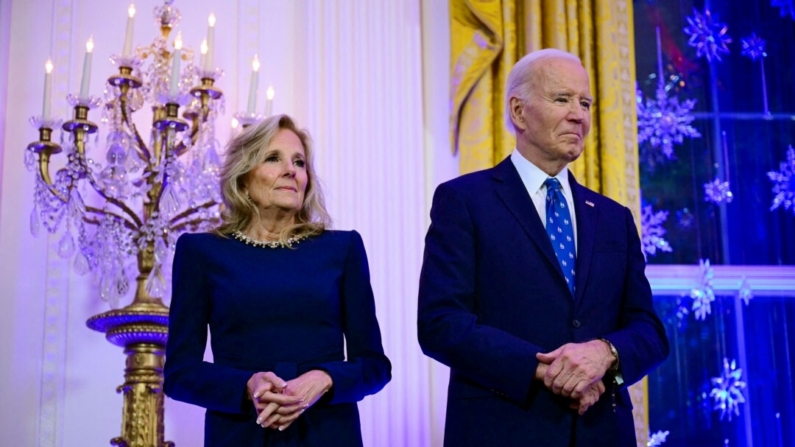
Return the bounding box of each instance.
[58,231,75,258]
[30,206,41,237]
[154,238,168,263]
[145,265,166,298]
[106,134,128,166]
[69,190,86,218]
[203,145,221,172]
[115,273,130,298]
[99,272,114,302]
[73,252,89,275]
[24,149,35,171]
[160,183,181,217]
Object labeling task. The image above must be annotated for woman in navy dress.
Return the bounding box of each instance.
[164,114,391,446]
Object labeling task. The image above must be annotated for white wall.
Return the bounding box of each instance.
[0,0,457,446]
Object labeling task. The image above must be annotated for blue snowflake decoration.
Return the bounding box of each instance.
[676,207,694,229]
[637,85,701,160]
[691,259,715,321]
[741,33,767,60]
[648,430,670,447]
[710,358,747,421]
[684,8,732,62]
[768,145,795,214]
[641,204,673,257]
[772,0,795,19]
[704,177,734,204]
[737,276,753,306]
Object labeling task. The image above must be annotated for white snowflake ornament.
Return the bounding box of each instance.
[768,145,795,214]
[637,85,701,160]
[684,8,732,62]
[641,204,673,257]
[709,358,747,421]
[648,430,670,447]
[691,259,715,321]
[704,177,734,204]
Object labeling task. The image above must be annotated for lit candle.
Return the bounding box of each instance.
[43,59,53,120]
[79,36,94,99]
[247,55,260,114]
[122,3,136,57]
[203,13,216,70]
[265,86,274,116]
[231,117,239,129]
[199,39,208,71]
[169,33,183,98]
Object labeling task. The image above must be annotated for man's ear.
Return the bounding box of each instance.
[509,96,526,130]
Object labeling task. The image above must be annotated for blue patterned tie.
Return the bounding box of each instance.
[544,178,576,296]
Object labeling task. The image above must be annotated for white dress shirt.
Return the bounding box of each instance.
[510,149,578,253]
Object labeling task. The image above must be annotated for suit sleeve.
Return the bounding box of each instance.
[417,182,543,404]
[602,207,670,387]
[163,234,254,414]
[317,230,392,404]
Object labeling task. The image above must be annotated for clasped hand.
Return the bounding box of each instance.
[535,340,614,415]
[246,370,333,431]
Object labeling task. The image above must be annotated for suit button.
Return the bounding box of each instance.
[572,319,581,328]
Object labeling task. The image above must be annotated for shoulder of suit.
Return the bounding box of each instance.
[437,166,497,191]
[574,184,629,212]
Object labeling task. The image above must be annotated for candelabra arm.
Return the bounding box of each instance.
[84,205,139,231]
[29,127,69,203]
[171,217,221,234]
[168,200,218,225]
[62,107,144,228]
[120,100,152,163]
[37,155,70,204]
[172,118,201,157]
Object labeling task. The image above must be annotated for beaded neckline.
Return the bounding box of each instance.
[231,231,306,249]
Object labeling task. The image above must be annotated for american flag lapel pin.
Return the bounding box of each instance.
[585,200,595,207]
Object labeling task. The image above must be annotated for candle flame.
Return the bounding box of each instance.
[200,39,208,55]
[86,36,94,53]
[208,13,216,27]
[266,86,275,100]
[231,117,239,129]
[252,55,260,72]
[45,59,53,73]
[128,3,136,18]
[174,32,183,50]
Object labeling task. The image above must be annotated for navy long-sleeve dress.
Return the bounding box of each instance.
[164,230,391,447]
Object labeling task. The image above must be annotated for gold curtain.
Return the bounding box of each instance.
[449,1,646,445]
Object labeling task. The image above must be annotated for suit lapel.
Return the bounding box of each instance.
[569,172,598,304]
[492,159,566,283]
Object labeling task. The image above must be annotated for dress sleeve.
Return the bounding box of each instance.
[163,234,254,414]
[316,231,392,404]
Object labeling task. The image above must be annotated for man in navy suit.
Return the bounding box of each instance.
[417,49,669,447]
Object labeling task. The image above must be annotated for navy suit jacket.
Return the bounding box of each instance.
[418,158,669,447]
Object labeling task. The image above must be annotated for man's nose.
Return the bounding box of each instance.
[567,105,586,123]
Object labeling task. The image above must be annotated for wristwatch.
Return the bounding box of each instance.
[599,338,620,374]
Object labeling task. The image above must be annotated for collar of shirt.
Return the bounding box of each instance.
[510,148,578,251]
[510,149,573,200]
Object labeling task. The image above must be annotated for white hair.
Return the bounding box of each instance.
[504,49,583,135]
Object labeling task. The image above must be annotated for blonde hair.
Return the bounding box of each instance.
[504,49,583,135]
[216,114,331,242]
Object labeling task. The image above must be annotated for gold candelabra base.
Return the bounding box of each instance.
[87,301,174,447]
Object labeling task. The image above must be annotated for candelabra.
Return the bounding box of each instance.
[22,1,253,445]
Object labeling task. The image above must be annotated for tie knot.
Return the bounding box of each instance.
[544,177,562,192]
